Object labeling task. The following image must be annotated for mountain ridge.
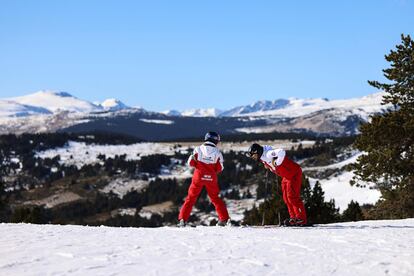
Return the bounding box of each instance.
[1,90,386,118]
[0,90,388,138]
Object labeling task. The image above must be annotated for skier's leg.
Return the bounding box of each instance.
[178,180,203,221]
[205,179,230,221]
[282,178,296,219]
[286,172,307,224]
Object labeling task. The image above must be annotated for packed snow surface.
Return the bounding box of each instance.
[1,219,413,276]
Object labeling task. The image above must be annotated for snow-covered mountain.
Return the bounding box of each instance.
[9,90,101,113]
[220,92,386,119]
[161,110,182,116]
[181,108,223,117]
[158,93,386,121]
[1,90,387,119]
[162,108,224,117]
[221,98,292,117]
[0,100,52,118]
[1,219,413,275]
[100,98,129,111]
[0,90,389,137]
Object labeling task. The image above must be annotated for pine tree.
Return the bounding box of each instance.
[342,200,364,222]
[305,181,340,224]
[351,34,414,218]
[243,175,340,225]
[243,174,289,225]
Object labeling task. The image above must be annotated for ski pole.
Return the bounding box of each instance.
[262,169,269,226]
[276,176,281,226]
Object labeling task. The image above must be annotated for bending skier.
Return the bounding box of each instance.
[248,143,307,226]
[178,131,231,227]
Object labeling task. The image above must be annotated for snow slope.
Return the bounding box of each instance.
[309,172,381,212]
[304,153,382,211]
[0,100,51,117]
[0,219,413,275]
[139,118,175,124]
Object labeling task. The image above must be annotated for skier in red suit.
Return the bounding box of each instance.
[248,143,307,226]
[178,131,230,227]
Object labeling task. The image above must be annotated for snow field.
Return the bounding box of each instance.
[0,219,413,276]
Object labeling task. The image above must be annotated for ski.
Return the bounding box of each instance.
[241,223,314,228]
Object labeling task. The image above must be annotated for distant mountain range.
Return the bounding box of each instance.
[163,94,385,120]
[1,90,130,115]
[163,108,223,117]
[0,90,389,140]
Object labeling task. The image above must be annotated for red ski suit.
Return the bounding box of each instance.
[260,146,307,223]
[178,142,230,222]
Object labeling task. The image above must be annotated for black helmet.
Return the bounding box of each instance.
[204,131,220,145]
[248,143,263,157]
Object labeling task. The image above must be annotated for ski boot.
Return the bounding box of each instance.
[282,218,296,227]
[177,219,186,227]
[216,219,232,227]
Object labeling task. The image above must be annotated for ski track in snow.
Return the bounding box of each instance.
[1,219,413,276]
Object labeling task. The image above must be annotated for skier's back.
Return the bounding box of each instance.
[178,131,230,226]
[190,140,223,179]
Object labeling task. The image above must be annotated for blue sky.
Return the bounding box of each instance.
[0,1,413,111]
